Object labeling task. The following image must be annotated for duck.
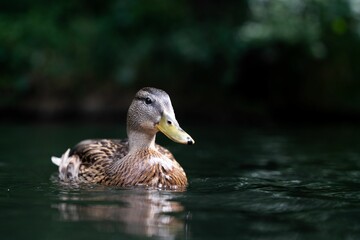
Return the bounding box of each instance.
[51,87,194,189]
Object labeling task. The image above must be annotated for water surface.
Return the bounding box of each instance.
[1,124,360,239]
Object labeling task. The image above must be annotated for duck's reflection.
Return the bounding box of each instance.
[52,187,190,238]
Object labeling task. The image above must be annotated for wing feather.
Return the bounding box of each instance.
[71,139,128,165]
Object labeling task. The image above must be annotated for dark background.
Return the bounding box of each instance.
[1,0,360,125]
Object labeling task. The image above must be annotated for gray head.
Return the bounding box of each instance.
[127,87,194,145]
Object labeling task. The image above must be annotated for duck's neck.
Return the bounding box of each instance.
[128,130,157,153]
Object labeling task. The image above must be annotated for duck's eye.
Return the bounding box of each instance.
[145,97,153,105]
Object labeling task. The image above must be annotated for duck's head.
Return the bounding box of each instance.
[127,87,195,145]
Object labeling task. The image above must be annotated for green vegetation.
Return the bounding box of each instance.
[1,0,360,121]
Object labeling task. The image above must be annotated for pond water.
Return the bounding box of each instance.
[1,124,360,239]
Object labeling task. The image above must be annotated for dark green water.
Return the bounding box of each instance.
[1,124,360,240]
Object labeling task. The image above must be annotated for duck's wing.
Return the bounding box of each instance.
[52,139,129,182]
[71,139,129,166]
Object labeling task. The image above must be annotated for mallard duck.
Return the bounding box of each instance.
[51,87,194,189]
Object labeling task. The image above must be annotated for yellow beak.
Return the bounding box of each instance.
[156,114,195,145]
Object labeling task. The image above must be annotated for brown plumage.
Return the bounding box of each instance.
[51,87,194,189]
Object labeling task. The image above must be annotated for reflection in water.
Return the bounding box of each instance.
[52,184,190,239]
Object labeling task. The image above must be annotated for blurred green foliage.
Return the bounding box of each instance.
[1,0,360,120]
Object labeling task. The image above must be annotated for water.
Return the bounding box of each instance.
[1,124,360,239]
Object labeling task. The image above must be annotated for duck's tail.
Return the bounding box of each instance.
[51,149,81,181]
[51,149,70,166]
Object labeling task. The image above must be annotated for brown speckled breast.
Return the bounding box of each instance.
[103,148,188,188]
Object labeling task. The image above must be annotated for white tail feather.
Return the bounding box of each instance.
[51,148,81,181]
[51,148,71,166]
[51,156,62,166]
